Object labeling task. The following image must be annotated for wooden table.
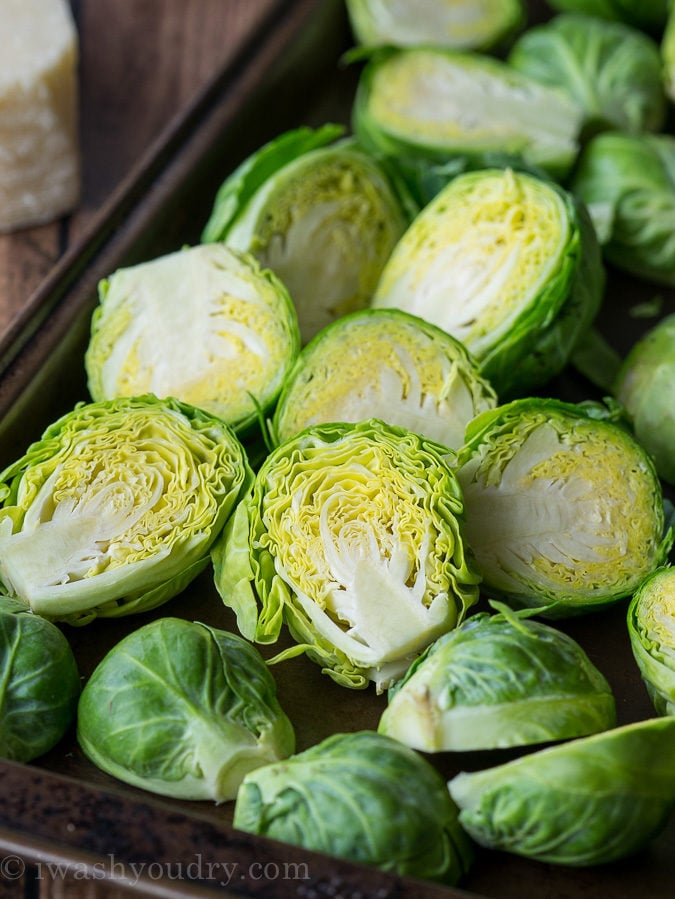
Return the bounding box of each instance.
[0,0,278,339]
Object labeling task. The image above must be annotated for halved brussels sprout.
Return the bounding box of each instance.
[571,131,675,287]
[85,243,300,435]
[353,48,584,179]
[455,398,671,617]
[272,308,497,449]
[508,14,666,136]
[0,395,252,624]
[212,419,481,690]
[546,0,669,33]
[448,717,675,866]
[372,168,604,398]
[0,595,80,762]
[77,618,295,801]
[234,730,474,885]
[378,602,616,752]
[345,0,525,52]
[627,566,675,715]
[201,125,409,343]
[614,314,675,486]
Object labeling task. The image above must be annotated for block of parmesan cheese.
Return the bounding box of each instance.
[0,0,80,232]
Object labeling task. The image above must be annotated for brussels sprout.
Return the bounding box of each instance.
[614,314,675,486]
[372,168,604,398]
[212,419,481,690]
[0,395,252,624]
[627,566,675,715]
[85,244,300,435]
[455,398,671,617]
[272,308,497,449]
[546,0,669,33]
[378,601,616,752]
[234,730,474,885]
[508,14,666,136]
[571,131,675,287]
[201,125,409,343]
[448,717,675,866]
[77,617,294,801]
[352,48,583,180]
[345,0,526,52]
[0,596,80,762]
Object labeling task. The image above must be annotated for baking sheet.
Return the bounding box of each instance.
[0,1,674,896]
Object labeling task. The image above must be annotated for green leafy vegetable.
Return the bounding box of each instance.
[353,47,584,179]
[0,395,252,624]
[379,601,616,751]
[85,244,300,435]
[627,566,675,715]
[508,14,666,136]
[571,131,675,287]
[0,596,80,762]
[546,0,669,33]
[455,397,671,616]
[345,0,525,51]
[201,125,409,343]
[77,617,294,801]
[212,418,481,690]
[234,730,474,884]
[614,313,675,485]
[372,167,604,398]
[448,717,675,865]
[272,308,497,449]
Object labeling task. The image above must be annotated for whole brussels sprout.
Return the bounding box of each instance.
[272,308,497,450]
[614,313,675,486]
[0,395,252,624]
[455,398,671,616]
[212,418,481,690]
[508,14,666,135]
[0,596,80,762]
[449,717,675,866]
[77,617,295,802]
[234,730,474,885]
[201,125,409,343]
[571,131,675,288]
[379,602,616,752]
[372,167,604,398]
[85,243,300,436]
[627,566,675,715]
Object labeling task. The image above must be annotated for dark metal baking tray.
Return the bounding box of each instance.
[0,1,673,897]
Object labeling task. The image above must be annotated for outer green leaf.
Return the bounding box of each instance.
[272,308,497,449]
[455,397,671,616]
[77,617,295,801]
[449,717,675,865]
[546,0,669,32]
[627,566,675,715]
[234,731,474,885]
[0,596,80,762]
[378,603,616,751]
[372,167,604,398]
[0,395,253,623]
[212,419,481,690]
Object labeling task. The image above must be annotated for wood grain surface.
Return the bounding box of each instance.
[0,0,277,338]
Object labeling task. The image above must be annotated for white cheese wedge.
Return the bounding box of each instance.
[0,0,80,232]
